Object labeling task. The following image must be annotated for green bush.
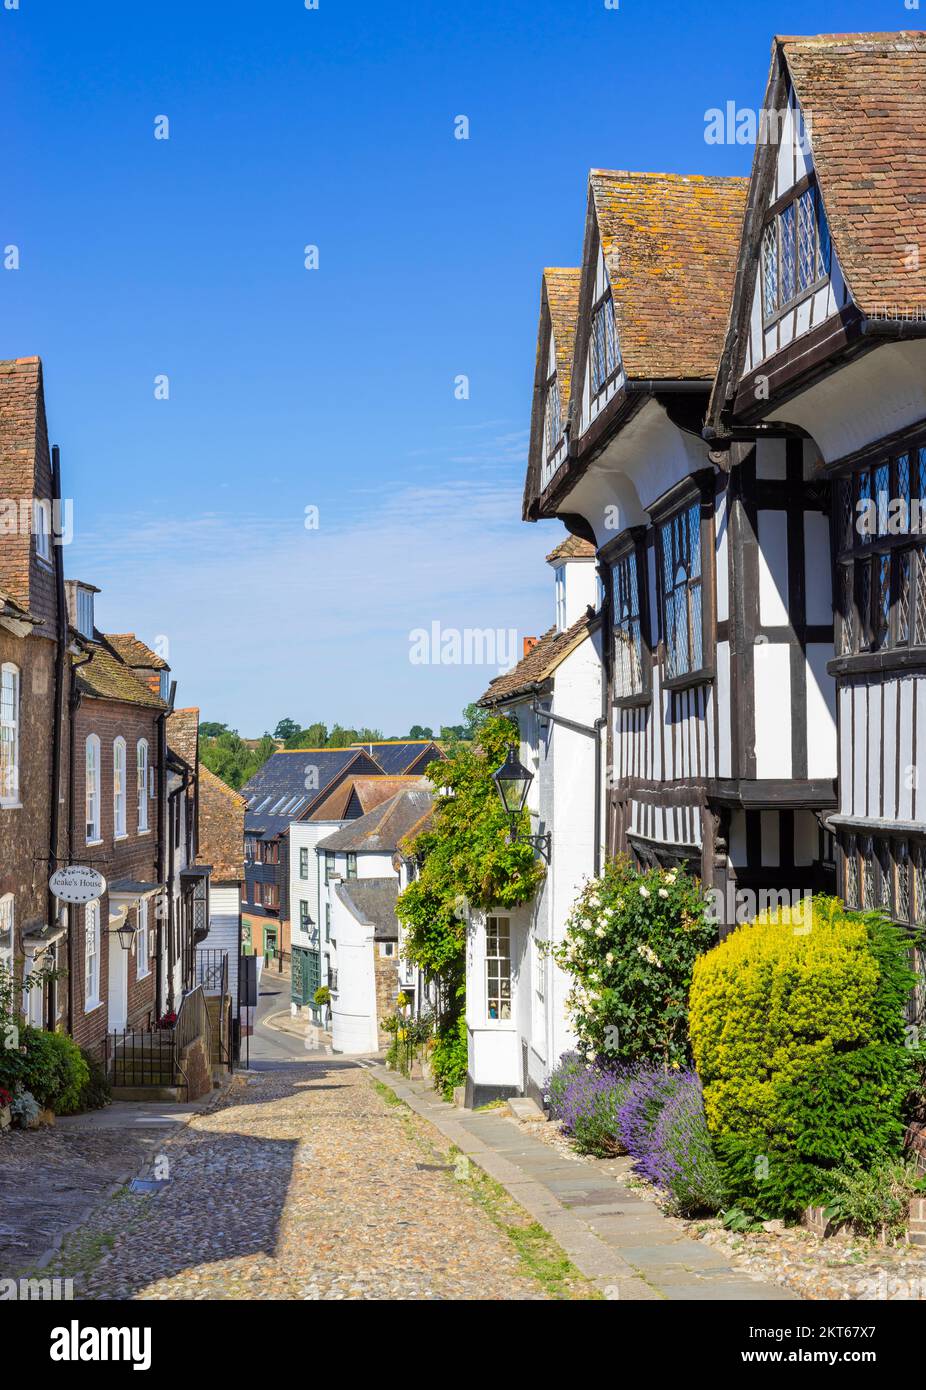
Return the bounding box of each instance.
[430,1014,467,1101]
[552,857,715,1068]
[69,1047,111,1114]
[825,1155,926,1244]
[313,986,330,1007]
[689,896,917,1219]
[22,1028,89,1114]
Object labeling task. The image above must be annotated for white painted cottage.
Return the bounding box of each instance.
[469,536,605,1105]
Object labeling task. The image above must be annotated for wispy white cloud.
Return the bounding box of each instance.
[68,455,562,735]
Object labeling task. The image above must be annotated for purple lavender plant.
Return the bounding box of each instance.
[618,1066,727,1214]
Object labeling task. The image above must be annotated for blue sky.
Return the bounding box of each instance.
[1,0,908,734]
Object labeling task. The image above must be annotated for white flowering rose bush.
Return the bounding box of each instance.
[552,857,715,1069]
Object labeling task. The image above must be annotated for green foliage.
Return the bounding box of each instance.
[71,1048,111,1113]
[396,715,544,980]
[313,986,330,1007]
[200,728,277,790]
[689,895,918,1219]
[430,1014,468,1100]
[22,1028,90,1114]
[274,718,301,741]
[551,857,714,1068]
[824,1155,926,1243]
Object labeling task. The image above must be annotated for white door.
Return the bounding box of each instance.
[107,928,128,1032]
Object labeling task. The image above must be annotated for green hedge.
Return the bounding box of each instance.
[689,895,917,1218]
[21,1028,90,1114]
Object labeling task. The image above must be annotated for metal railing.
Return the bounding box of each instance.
[102,1028,177,1090]
[193,948,228,996]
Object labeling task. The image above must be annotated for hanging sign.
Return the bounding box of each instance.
[49,865,106,904]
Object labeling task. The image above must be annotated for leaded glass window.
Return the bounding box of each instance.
[761,182,831,322]
[543,374,562,458]
[844,837,859,909]
[660,502,703,679]
[613,549,645,698]
[591,296,620,393]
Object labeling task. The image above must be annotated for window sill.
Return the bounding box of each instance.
[137,828,151,837]
[614,690,650,710]
[828,649,926,678]
[84,998,102,1014]
[0,801,23,811]
[662,668,715,693]
[86,838,103,848]
[114,833,128,842]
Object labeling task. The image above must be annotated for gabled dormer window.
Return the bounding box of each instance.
[76,587,94,638]
[590,293,620,393]
[543,372,562,459]
[761,181,831,324]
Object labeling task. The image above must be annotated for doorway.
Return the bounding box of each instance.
[107,924,128,1032]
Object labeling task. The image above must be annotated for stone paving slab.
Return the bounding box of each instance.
[374,1066,797,1303]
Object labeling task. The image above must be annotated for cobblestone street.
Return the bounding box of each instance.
[29,1061,593,1301]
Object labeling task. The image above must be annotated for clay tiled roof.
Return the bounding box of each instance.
[544,268,581,421]
[74,642,168,709]
[105,633,169,670]
[198,763,246,882]
[316,788,434,854]
[308,775,429,823]
[167,707,199,768]
[588,170,748,380]
[780,32,926,316]
[478,614,592,705]
[546,535,596,564]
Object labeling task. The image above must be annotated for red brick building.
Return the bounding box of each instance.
[66,587,169,1052]
[0,358,70,1030]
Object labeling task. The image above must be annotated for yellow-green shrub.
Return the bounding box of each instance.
[689,895,916,1218]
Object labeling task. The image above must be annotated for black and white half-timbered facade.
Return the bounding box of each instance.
[709,31,926,938]
[524,166,840,922]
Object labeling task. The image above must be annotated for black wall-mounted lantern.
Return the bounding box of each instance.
[491,747,550,859]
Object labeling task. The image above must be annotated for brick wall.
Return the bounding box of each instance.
[374,947,399,1047]
[70,695,161,1052]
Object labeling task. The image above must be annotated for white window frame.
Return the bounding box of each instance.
[0,894,13,979]
[0,663,21,807]
[136,739,149,832]
[554,568,566,631]
[113,736,127,838]
[136,898,150,979]
[76,587,94,638]
[33,498,52,562]
[85,734,101,843]
[485,914,512,1024]
[299,846,309,880]
[532,935,546,1054]
[84,900,101,1011]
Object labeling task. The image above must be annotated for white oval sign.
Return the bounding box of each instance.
[49,865,107,905]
